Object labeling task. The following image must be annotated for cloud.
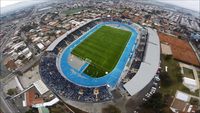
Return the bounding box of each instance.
[159,0,199,12]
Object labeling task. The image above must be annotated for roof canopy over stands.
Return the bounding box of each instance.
[123,28,160,96]
[33,80,49,95]
[32,97,59,108]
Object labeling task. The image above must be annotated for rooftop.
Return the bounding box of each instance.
[25,87,44,107]
[46,19,95,51]
[159,32,200,67]
[33,80,49,95]
[123,27,160,96]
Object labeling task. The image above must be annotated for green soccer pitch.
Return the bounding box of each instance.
[72,26,132,77]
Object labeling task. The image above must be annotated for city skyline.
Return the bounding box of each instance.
[1,0,200,12]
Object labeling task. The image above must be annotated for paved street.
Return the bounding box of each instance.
[0,83,18,113]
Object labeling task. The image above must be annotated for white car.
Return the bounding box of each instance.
[143,98,147,101]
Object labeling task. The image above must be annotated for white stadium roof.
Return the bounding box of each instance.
[33,80,49,95]
[33,97,59,108]
[124,28,160,96]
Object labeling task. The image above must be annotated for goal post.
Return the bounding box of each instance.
[85,58,92,63]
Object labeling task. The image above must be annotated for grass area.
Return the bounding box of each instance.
[182,67,194,79]
[160,55,199,96]
[181,86,199,96]
[102,105,121,113]
[72,26,131,77]
[197,70,200,79]
[64,7,87,15]
[197,70,200,75]
[49,102,87,113]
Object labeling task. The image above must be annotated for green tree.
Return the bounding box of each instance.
[14,71,23,76]
[190,98,199,105]
[25,108,38,113]
[142,92,166,112]
[160,71,172,87]
[7,88,16,95]
[178,35,182,39]
[102,105,121,113]
[164,55,172,61]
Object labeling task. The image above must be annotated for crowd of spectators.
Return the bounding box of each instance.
[52,21,98,55]
[39,52,112,102]
[52,17,130,56]
[123,31,148,82]
[40,18,142,102]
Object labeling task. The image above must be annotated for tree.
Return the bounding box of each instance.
[190,98,199,105]
[25,37,32,44]
[164,55,172,61]
[159,71,172,87]
[174,65,182,83]
[47,31,56,36]
[142,92,166,112]
[14,71,23,76]
[102,105,121,113]
[7,88,16,95]
[178,35,182,39]
[25,108,38,113]
[176,75,183,82]
[21,24,37,32]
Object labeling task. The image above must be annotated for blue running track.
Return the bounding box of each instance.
[58,22,138,88]
[79,63,89,73]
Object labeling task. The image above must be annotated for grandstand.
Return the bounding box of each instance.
[123,28,160,96]
[39,52,112,102]
[39,18,160,103]
[58,21,138,87]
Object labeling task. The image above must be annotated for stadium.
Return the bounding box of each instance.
[39,18,160,103]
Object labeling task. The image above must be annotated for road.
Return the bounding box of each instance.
[0,4,52,113]
[0,94,13,113]
[0,83,17,113]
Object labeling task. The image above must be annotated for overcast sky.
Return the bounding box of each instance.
[159,0,199,12]
[1,0,28,8]
[1,0,199,12]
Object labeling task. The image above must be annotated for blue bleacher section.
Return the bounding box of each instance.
[124,34,148,81]
[39,52,112,102]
